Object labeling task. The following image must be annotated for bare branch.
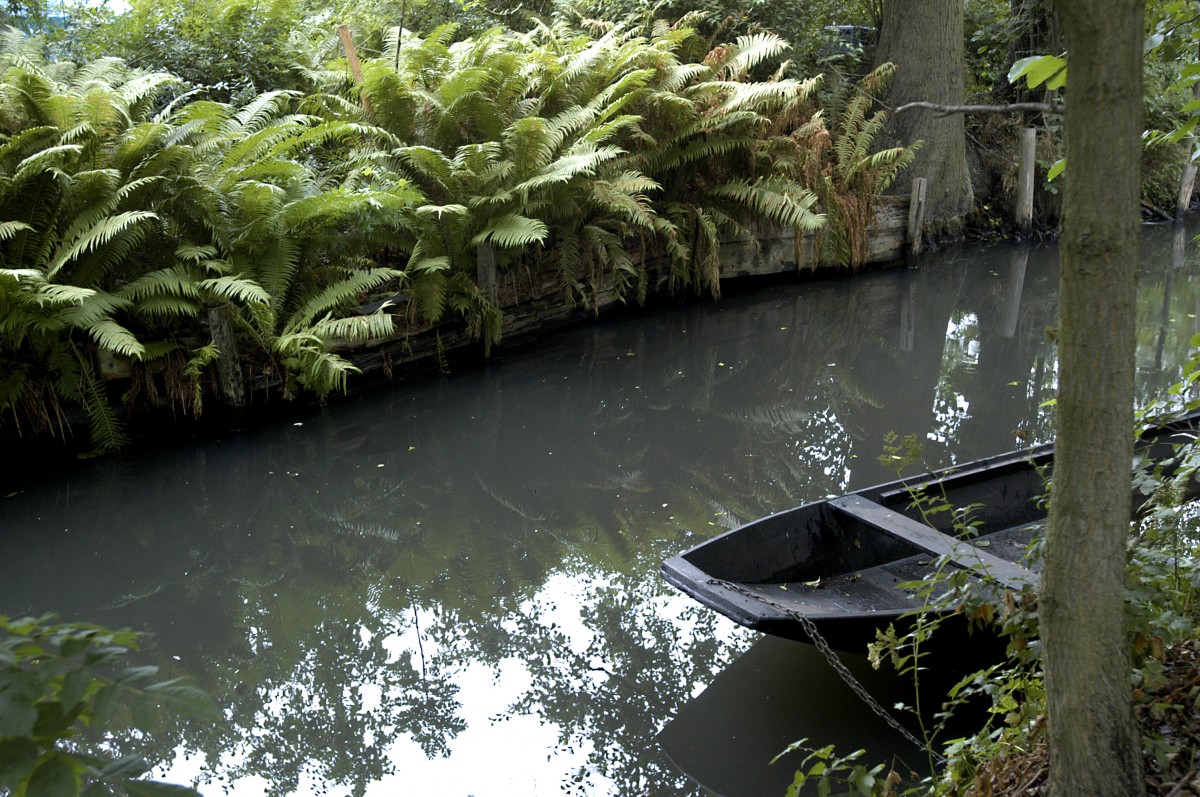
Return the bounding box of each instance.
[894,101,1065,117]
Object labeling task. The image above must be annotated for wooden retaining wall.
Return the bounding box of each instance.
[345,197,909,378]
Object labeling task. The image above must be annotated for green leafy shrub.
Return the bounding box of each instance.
[71,0,313,103]
[0,613,216,797]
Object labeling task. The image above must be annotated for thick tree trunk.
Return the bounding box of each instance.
[874,0,973,233]
[1042,4,1145,797]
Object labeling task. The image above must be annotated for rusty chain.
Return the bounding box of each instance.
[708,577,946,765]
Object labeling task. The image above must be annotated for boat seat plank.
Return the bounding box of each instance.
[828,495,1036,591]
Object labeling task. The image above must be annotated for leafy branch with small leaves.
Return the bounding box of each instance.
[0,614,218,797]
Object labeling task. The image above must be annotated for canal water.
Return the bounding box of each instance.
[1,224,1198,796]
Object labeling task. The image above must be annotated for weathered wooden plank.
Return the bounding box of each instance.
[829,494,1036,590]
[1015,127,1036,234]
[907,177,927,259]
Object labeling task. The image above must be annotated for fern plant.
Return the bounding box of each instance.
[0,37,423,450]
[358,17,828,342]
[162,90,423,397]
[794,63,918,268]
[0,45,190,453]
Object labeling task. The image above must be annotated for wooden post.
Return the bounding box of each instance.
[476,242,498,305]
[1015,127,1036,235]
[207,305,246,414]
[906,177,927,262]
[1177,162,1197,219]
[337,24,373,116]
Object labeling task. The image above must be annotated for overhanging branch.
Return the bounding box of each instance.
[894,101,1065,117]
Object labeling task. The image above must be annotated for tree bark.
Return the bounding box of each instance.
[1042,4,1146,797]
[874,0,974,232]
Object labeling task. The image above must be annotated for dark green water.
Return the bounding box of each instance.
[1,225,1198,796]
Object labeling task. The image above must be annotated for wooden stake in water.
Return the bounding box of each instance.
[906,177,928,262]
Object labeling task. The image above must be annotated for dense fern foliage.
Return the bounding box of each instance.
[0,16,916,452]
[0,35,418,451]
[362,21,827,312]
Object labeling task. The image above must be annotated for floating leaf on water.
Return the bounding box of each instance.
[1007,381,1020,386]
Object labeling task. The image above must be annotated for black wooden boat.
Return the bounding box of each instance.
[662,411,1200,653]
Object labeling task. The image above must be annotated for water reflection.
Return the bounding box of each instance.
[1,224,1199,795]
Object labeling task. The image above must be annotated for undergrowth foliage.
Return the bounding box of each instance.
[0,16,916,453]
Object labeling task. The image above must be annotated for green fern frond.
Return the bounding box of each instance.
[37,282,98,306]
[658,134,756,171]
[398,146,457,191]
[55,289,131,325]
[117,72,182,113]
[409,269,448,322]
[713,79,806,116]
[655,63,710,95]
[231,90,302,134]
[183,342,219,416]
[470,214,548,249]
[77,356,127,453]
[504,116,556,175]
[415,203,470,219]
[576,114,641,147]
[46,211,158,279]
[175,244,218,263]
[709,177,824,230]
[513,146,624,198]
[130,295,200,318]
[0,221,32,241]
[0,267,41,281]
[311,311,397,344]
[86,318,146,359]
[199,275,270,304]
[284,268,402,333]
[13,145,84,186]
[117,266,201,302]
[871,146,919,194]
[724,33,790,79]
[0,126,60,165]
[406,256,448,276]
